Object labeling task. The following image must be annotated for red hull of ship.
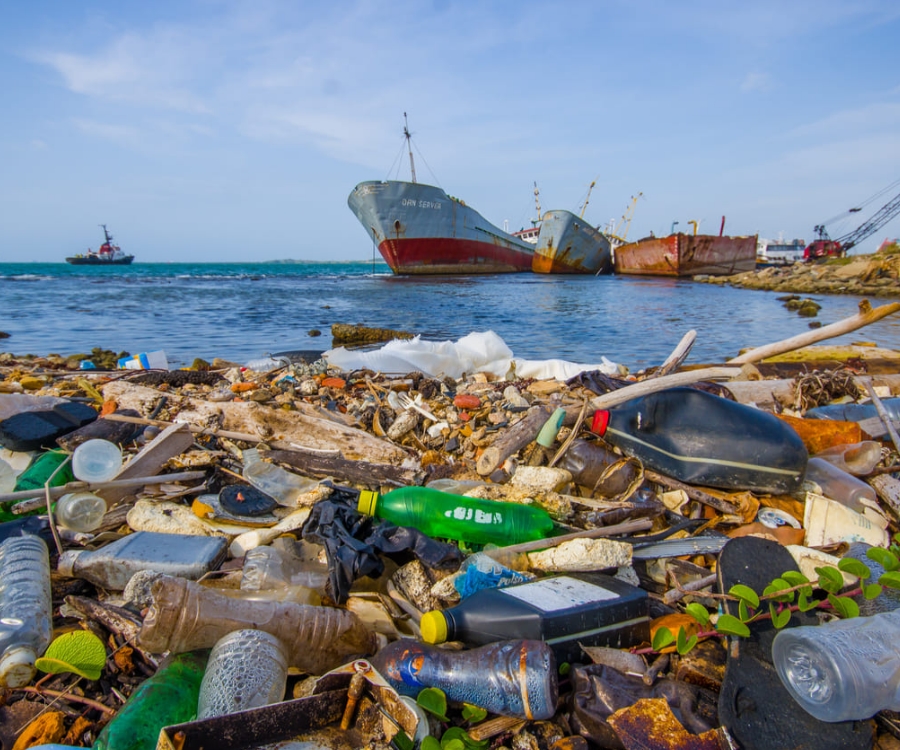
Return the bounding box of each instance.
[378,237,534,275]
[613,233,758,277]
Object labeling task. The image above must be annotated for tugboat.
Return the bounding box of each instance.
[66,225,135,265]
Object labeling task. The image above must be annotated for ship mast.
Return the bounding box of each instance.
[580,181,596,219]
[403,112,417,184]
[532,182,541,226]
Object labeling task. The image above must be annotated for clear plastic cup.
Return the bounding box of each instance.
[71,440,123,483]
[55,492,107,532]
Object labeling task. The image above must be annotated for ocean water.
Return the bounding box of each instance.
[2,261,900,372]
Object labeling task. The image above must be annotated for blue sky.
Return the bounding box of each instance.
[2,0,899,263]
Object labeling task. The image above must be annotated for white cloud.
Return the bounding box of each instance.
[71,118,143,145]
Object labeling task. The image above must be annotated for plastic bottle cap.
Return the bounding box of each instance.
[72,439,123,483]
[0,645,37,688]
[419,610,448,644]
[590,410,610,435]
[57,550,83,578]
[357,490,378,517]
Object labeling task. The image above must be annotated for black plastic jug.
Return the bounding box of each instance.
[590,387,807,494]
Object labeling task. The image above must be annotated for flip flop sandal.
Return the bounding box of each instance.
[716,536,873,749]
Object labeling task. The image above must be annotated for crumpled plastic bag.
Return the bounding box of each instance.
[301,490,464,604]
[323,330,619,380]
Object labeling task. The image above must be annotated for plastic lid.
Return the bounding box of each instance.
[57,550,83,578]
[419,610,448,644]
[72,439,123,483]
[0,645,37,688]
[590,410,610,435]
[357,490,379,517]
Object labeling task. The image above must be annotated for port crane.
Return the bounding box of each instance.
[805,179,900,260]
[606,192,643,247]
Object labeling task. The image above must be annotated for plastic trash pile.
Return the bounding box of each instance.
[3,332,900,749]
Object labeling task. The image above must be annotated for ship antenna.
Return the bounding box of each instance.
[533,181,541,226]
[403,112,417,184]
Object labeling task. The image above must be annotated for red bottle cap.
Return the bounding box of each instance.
[590,410,610,435]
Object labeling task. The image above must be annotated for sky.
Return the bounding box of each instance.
[2,0,900,263]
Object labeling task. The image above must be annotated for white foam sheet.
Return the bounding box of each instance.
[323,330,620,380]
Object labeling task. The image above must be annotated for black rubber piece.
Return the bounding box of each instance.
[218,484,278,517]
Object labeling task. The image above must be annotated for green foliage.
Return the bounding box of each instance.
[781,570,813,596]
[392,730,415,750]
[439,727,488,749]
[728,584,760,609]
[715,613,751,637]
[863,583,884,600]
[421,738,442,750]
[461,704,488,724]
[418,688,449,722]
[867,546,900,571]
[827,594,860,619]
[769,602,792,629]
[676,626,698,655]
[762,577,794,603]
[685,602,710,625]
[879,571,900,589]
[838,557,871,580]
[815,566,844,594]
[652,627,676,652]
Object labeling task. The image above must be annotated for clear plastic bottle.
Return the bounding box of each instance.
[356,486,556,546]
[57,531,227,590]
[240,544,329,593]
[54,491,107,532]
[0,457,16,493]
[805,398,900,425]
[772,610,900,722]
[241,448,319,507]
[590,387,808,494]
[71,439,122,483]
[0,535,52,687]
[370,638,558,721]
[197,629,289,719]
[138,575,376,675]
[802,457,878,514]
[93,650,209,750]
[812,442,882,477]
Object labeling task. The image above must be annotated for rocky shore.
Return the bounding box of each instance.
[700,245,900,297]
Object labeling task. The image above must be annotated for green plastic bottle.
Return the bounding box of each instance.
[93,650,209,750]
[0,450,75,524]
[357,486,556,546]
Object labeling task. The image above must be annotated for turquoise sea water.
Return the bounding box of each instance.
[2,261,900,371]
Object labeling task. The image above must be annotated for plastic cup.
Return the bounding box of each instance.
[55,492,107,532]
[71,440,123,483]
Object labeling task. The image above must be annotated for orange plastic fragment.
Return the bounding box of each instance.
[458,411,472,422]
[100,399,118,416]
[607,697,720,750]
[454,394,481,409]
[727,522,805,546]
[230,382,256,393]
[320,377,346,389]
[777,414,866,454]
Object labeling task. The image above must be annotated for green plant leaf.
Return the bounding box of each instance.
[462,704,488,724]
[440,727,487,749]
[417,688,449,721]
[781,570,814,596]
[762,577,794,602]
[879,571,900,590]
[738,599,751,623]
[797,591,819,612]
[34,630,106,681]
[728,584,760,609]
[827,594,860,619]
[652,626,675,652]
[769,602,792,629]
[421,737,442,750]
[715,613,751,638]
[867,547,900,571]
[392,730,414,750]
[675,626,699,655]
[863,583,884,600]
[443,740,466,750]
[816,566,844,594]
[558,662,570,676]
[837,557,871,580]
[685,602,710,625]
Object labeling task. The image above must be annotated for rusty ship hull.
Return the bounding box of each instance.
[613,233,758,277]
[532,209,613,274]
[348,180,534,275]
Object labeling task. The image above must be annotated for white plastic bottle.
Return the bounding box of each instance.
[196,629,289,719]
[71,439,123,483]
[241,448,319,507]
[0,535,53,687]
[772,610,900,722]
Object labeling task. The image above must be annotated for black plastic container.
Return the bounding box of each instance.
[419,572,649,666]
[591,387,808,494]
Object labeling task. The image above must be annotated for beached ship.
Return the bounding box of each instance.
[66,225,134,265]
[347,117,534,275]
[532,209,613,274]
[613,231,758,277]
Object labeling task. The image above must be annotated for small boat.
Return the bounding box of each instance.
[614,226,758,277]
[756,238,806,268]
[347,117,534,275]
[532,209,613,275]
[66,225,134,265]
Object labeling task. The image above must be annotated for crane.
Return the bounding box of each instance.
[805,180,900,260]
[579,180,596,219]
[607,192,643,247]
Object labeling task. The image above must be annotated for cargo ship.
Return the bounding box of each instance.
[532,209,613,274]
[613,231,757,277]
[347,117,534,275]
[66,225,134,265]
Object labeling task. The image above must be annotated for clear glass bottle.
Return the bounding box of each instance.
[197,629,289,719]
[241,448,319,507]
[0,535,52,687]
[138,575,376,676]
[370,638,558,721]
[772,610,900,722]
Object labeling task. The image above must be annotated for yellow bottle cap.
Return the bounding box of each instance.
[419,610,448,644]
[357,490,378,516]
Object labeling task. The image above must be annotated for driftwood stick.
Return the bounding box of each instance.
[650,330,697,378]
[103,412,284,445]
[476,404,553,476]
[644,470,739,515]
[727,299,900,365]
[857,376,900,455]
[1,470,207,506]
[588,367,742,412]
[262,448,420,488]
[484,517,654,560]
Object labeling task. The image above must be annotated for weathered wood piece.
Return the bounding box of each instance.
[588,367,742,412]
[261,448,421,488]
[476,404,553,476]
[649,330,697,379]
[870,473,900,520]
